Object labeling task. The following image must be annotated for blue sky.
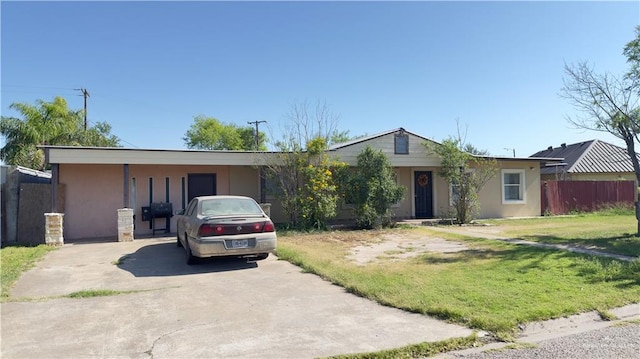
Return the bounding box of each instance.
[2,1,639,157]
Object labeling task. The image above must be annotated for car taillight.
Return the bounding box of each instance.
[262,220,275,232]
[198,224,224,237]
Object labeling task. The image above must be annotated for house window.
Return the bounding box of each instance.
[395,133,409,154]
[263,173,284,197]
[502,169,525,204]
[449,169,474,206]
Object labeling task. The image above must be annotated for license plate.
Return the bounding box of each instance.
[231,239,249,248]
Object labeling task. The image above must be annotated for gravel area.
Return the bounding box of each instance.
[441,323,640,359]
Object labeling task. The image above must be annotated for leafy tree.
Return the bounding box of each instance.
[262,100,346,229]
[426,138,497,225]
[0,96,119,170]
[329,129,352,145]
[561,26,640,235]
[298,137,347,229]
[346,146,405,229]
[183,115,266,151]
[237,126,267,151]
[624,26,640,84]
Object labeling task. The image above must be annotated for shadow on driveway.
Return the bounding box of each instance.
[116,241,258,277]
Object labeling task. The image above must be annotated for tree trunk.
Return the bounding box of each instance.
[622,136,640,237]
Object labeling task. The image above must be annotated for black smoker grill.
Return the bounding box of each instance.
[141,202,173,235]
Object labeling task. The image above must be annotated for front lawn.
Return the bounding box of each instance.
[481,213,639,257]
[1,245,56,300]
[277,216,640,340]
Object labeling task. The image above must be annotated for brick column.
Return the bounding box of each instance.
[117,208,134,242]
[44,213,64,246]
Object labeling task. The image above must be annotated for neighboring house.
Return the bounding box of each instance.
[1,165,55,246]
[43,128,559,241]
[530,139,638,182]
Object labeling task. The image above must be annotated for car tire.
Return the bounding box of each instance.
[176,233,183,248]
[185,236,197,265]
[254,253,269,261]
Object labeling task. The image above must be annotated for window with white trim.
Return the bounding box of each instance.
[501,169,525,203]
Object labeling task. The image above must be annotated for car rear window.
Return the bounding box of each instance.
[200,198,263,216]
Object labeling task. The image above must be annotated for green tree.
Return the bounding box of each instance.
[237,126,267,151]
[262,100,346,229]
[183,115,266,151]
[346,146,405,229]
[561,26,640,235]
[298,137,346,229]
[426,138,497,225]
[0,96,119,170]
[624,26,640,84]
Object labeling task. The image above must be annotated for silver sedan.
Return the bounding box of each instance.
[176,195,277,265]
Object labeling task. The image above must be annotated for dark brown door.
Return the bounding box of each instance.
[187,174,216,202]
[414,171,433,219]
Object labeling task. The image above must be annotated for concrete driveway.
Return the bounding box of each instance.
[1,237,474,359]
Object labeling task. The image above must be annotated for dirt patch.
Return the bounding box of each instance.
[347,232,469,265]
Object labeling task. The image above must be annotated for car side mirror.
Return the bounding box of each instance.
[176,209,185,215]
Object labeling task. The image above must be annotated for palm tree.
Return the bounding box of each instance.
[1,96,119,170]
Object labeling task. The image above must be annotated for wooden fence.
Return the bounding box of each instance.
[541,180,636,215]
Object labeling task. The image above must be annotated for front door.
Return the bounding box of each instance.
[187,173,216,202]
[414,171,433,219]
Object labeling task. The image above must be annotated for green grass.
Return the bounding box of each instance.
[324,334,480,359]
[481,214,640,257]
[1,245,57,300]
[277,222,640,340]
[64,289,138,298]
[596,309,618,321]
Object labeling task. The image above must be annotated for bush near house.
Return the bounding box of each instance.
[346,146,405,229]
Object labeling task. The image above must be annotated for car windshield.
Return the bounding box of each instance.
[200,198,263,216]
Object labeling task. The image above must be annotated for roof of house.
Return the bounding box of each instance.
[42,127,561,166]
[328,127,438,150]
[530,139,638,175]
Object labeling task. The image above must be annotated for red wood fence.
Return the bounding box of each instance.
[541,180,636,215]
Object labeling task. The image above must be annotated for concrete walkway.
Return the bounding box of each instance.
[422,225,639,262]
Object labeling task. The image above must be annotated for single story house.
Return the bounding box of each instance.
[530,139,639,182]
[43,128,560,241]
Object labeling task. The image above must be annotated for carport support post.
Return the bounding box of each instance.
[123,164,129,208]
[44,213,64,246]
[117,208,134,242]
[51,164,59,212]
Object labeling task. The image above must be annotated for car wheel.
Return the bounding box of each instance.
[254,253,269,261]
[185,236,197,265]
[176,232,183,247]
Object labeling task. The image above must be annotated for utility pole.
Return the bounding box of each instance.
[504,148,516,158]
[247,120,266,150]
[75,88,90,130]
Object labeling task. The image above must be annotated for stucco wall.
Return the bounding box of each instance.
[59,164,261,240]
[478,161,541,218]
[60,164,123,240]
